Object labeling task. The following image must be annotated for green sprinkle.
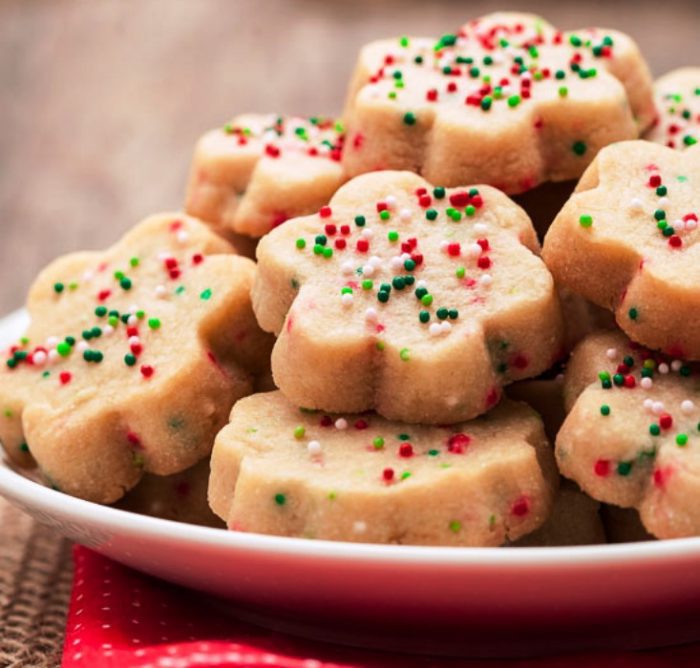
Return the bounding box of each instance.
[148,318,161,330]
[572,141,587,156]
[649,424,661,436]
[19,443,29,453]
[433,186,445,199]
[400,471,412,480]
[120,277,132,290]
[322,247,333,259]
[404,259,416,271]
[426,208,438,221]
[600,404,610,416]
[362,279,373,290]
[628,307,638,321]
[656,185,668,196]
[676,434,688,447]
[399,348,410,361]
[428,449,439,456]
[419,310,430,323]
[296,238,306,249]
[558,86,568,98]
[654,209,666,221]
[200,288,212,300]
[403,112,417,125]
[464,204,476,217]
[507,95,521,108]
[274,493,286,506]
[480,96,492,111]
[294,426,305,439]
[95,306,107,317]
[414,287,428,299]
[354,215,366,227]
[56,342,71,357]
[388,230,399,242]
[341,286,353,295]
[124,353,137,366]
[449,520,462,533]
[455,267,465,278]
[392,276,405,290]
[53,283,64,294]
[436,307,448,320]
[399,36,409,47]
[398,433,410,441]
[373,437,385,449]
[579,214,593,228]
[377,291,389,303]
[380,210,391,221]
[130,256,139,267]
[617,461,633,476]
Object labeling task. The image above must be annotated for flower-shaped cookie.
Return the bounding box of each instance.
[254,171,564,424]
[0,214,272,503]
[645,68,699,150]
[186,114,346,239]
[209,391,557,546]
[543,140,700,358]
[557,330,700,539]
[342,12,655,193]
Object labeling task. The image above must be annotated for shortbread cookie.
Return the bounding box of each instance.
[645,68,699,150]
[209,391,557,546]
[186,114,346,239]
[601,505,654,543]
[557,329,700,539]
[514,480,604,547]
[116,459,223,528]
[0,214,272,503]
[342,12,655,192]
[254,170,564,424]
[543,140,700,358]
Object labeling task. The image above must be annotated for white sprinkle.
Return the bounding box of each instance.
[399,208,412,221]
[341,293,353,307]
[390,257,404,271]
[307,440,322,456]
[155,285,167,298]
[46,336,59,347]
[440,321,452,334]
[640,377,653,389]
[440,240,449,251]
[82,270,94,282]
[385,195,397,208]
[341,261,355,276]
[673,219,684,232]
[176,230,189,244]
[353,521,367,534]
[473,223,488,234]
[362,264,375,277]
[102,325,114,337]
[429,323,442,336]
[361,228,373,238]
[629,198,644,211]
[48,349,59,364]
[128,336,140,347]
[77,341,89,353]
[335,418,348,430]
[365,307,377,321]
[369,255,382,267]
[643,398,654,411]
[33,351,47,366]
[671,360,682,371]
[479,274,493,287]
[416,279,427,289]
[681,400,695,414]
[652,401,665,415]
[658,363,669,375]
[687,219,698,231]
[467,243,482,258]
[658,196,670,207]
[605,348,618,360]
[127,315,138,326]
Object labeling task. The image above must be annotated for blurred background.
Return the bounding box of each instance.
[1,0,698,313]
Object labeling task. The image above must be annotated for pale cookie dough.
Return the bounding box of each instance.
[543,140,700,358]
[0,214,272,504]
[116,459,223,528]
[514,480,605,547]
[342,12,655,192]
[557,329,700,539]
[645,68,699,150]
[254,171,564,424]
[209,391,557,546]
[186,114,346,239]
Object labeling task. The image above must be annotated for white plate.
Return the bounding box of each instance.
[1,309,700,658]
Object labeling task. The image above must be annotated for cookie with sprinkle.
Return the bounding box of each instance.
[209,391,557,546]
[557,329,700,539]
[186,114,346,240]
[543,140,700,358]
[645,68,699,150]
[0,214,272,503]
[254,170,565,424]
[342,12,655,193]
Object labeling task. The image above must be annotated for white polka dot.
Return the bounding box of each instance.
[353,520,367,533]
[640,377,653,389]
[335,418,348,430]
[681,400,695,414]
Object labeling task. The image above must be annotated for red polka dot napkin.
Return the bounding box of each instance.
[63,546,700,668]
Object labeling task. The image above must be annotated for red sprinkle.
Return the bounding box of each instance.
[659,413,673,430]
[320,415,333,427]
[59,371,72,385]
[399,443,414,458]
[447,433,471,454]
[511,496,530,517]
[594,459,611,477]
[383,467,395,482]
[140,365,154,379]
[319,206,332,218]
[354,419,369,430]
[447,243,461,257]
[477,256,491,269]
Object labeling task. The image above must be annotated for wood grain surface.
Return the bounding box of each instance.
[1,0,699,314]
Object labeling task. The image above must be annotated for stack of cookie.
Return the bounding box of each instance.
[2,12,699,545]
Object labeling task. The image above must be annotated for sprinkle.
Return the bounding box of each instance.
[147,318,161,330]
[353,521,367,534]
[53,283,64,294]
[274,493,286,506]
[600,404,610,416]
[681,400,695,414]
[399,348,410,361]
[449,520,462,533]
[335,418,348,430]
[572,141,587,156]
[403,112,417,125]
[579,214,593,228]
[307,440,322,456]
[373,437,385,449]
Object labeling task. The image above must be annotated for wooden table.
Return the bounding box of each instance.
[0,1,699,664]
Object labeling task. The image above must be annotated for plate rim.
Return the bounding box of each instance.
[3,308,700,568]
